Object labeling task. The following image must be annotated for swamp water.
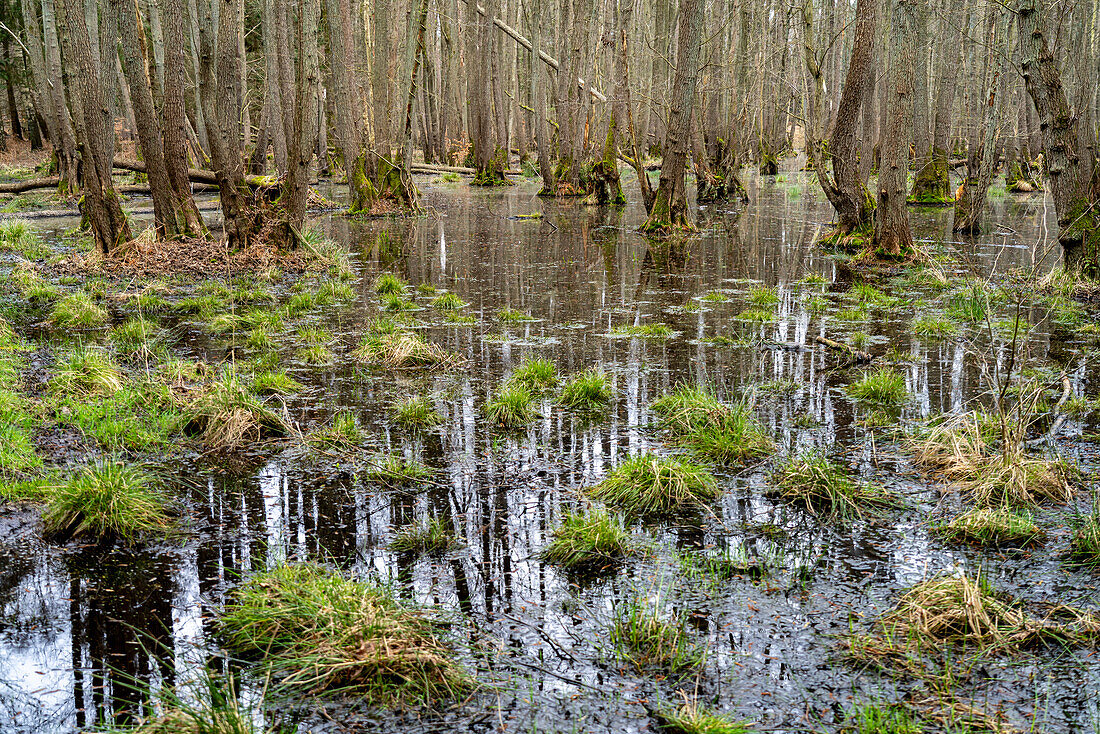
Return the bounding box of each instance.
[1,174,1098,733]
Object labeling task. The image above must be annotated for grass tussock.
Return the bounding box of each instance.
[308,412,363,449]
[588,453,718,518]
[1069,501,1100,570]
[496,307,535,323]
[610,596,704,674]
[183,371,288,448]
[389,517,460,557]
[431,292,468,311]
[508,358,559,392]
[654,695,752,734]
[844,703,921,734]
[362,454,432,487]
[933,507,1043,547]
[373,272,407,295]
[51,347,122,395]
[650,384,773,464]
[390,396,442,429]
[559,369,613,412]
[42,460,171,542]
[875,574,1100,653]
[909,412,1072,507]
[218,564,468,701]
[485,383,539,428]
[911,314,957,339]
[49,291,109,330]
[250,369,303,396]
[610,323,674,339]
[848,368,909,407]
[353,330,462,370]
[771,453,902,523]
[541,508,637,574]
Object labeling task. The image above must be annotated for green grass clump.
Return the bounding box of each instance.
[650,384,773,464]
[183,371,288,448]
[42,460,171,542]
[354,330,461,370]
[772,453,901,523]
[845,703,921,734]
[654,698,753,734]
[947,281,992,323]
[0,217,34,247]
[308,412,363,449]
[610,323,674,338]
[0,390,40,476]
[55,380,184,451]
[541,508,636,573]
[559,369,613,412]
[245,327,274,350]
[218,563,468,701]
[701,290,729,302]
[49,291,109,330]
[51,348,122,395]
[382,294,417,312]
[508,358,558,392]
[389,517,460,557]
[296,344,334,365]
[485,383,539,428]
[1069,502,1100,570]
[284,291,316,317]
[362,454,433,487]
[735,308,777,323]
[848,367,908,407]
[910,314,957,338]
[747,284,779,306]
[391,396,442,429]
[250,369,304,395]
[933,507,1042,547]
[373,272,407,295]
[588,454,718,518]
[496,307,534,322]
[431,292,468,311]
[111,317,162,358]
[610,597,704,674]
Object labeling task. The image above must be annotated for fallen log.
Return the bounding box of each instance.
[0,176,61,194]
[813,335,873,363]
[410,162,521,176]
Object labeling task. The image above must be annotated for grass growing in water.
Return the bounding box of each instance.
[373,272,407,295]
[559,369,613,411]
[508,358,558,392]
[431,292,468,311]
[844,703,921,734]
[848,368,908,407]
[307,412,363,449]
[485,383,539,428]
[251,369,303,395]
[911,314,957,338]
[588,453,718,518]
[183,371,288,448]
[654,696,752,734]
[391,396,442,429]
[389,517,460,557]
[296,344,334,365]
[650,384,773,464]
[49,291,109,329]
[51,347,122,395]
[353,330,461,370]
[933,507,1043,547]
[610,595,704,674]
[362,454,432,487]
[771,453,901,522]
[947,281,993,323]
[42,460,171,542]
[747,284,779,306]
[1069,500,1100,570]
[610,323,674,338]
[218,563,468,701]
[541,508,636,573]
[497,307,534,323]
[909,411,1072,507]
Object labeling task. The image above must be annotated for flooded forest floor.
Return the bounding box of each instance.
[1,170,1100,734]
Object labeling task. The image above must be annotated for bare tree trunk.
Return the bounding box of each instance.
[911,0,962,204]
[58,0,131,253]
[282,0,320,234]
[640,0,706,233]
[41,0,81,193]
[873,0,918,256]
[1015,0,1100,273]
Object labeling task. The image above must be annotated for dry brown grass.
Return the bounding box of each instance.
[910,411,1072,507]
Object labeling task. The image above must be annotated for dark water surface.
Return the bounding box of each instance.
[2,174,1099,733]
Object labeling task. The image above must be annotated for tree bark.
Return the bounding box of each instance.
[640,0,706,233]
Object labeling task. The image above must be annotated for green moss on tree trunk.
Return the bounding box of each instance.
[909,146,953,205]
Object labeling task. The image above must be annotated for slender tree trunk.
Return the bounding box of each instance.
[57,0,131,253]
[873,0,918,256]
[640,0,706,233]
[1015,0,1100,273]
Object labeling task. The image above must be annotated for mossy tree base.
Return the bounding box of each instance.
[471,146,511,187]
[1005,162,1042,193]
[539,117,625,206]
[347,154,421,216]
[1062,206,1100,278]
[640,192,695,236]
[909,148,953,206]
